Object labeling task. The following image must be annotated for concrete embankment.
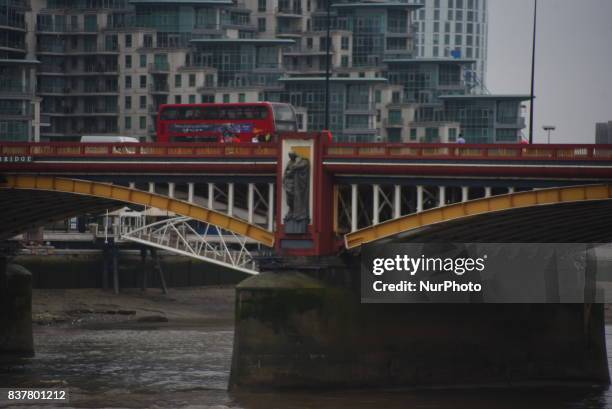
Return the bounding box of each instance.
[230,272,610,390]
[13,252,248,289]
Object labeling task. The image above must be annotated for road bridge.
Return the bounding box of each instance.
[2,134,612,389]
[3,137,612,258]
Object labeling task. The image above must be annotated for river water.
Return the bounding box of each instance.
[1,324,612,408]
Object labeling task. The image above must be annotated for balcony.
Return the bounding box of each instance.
[37,43,119,54]
[0,80,34,97]
[276,6,303,16]
[276,26,302,36]
[82,85,119,94]
[36,23,98,34]
[383,117,404,128]
[149,61,170,73]
[45,107,118,116]
[149,83,169,94]
[345,102,377,112]
[0,39,26,51]
[39,85,118,95]
[0,105,31,117]
[0,17,26,31]
[282,44,334,55]
[496,117,526,129]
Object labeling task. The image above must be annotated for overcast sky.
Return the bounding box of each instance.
[487,0,612,143]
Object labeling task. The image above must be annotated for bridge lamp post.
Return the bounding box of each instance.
[543,125,556,144]
[324,0,332,130]
[528,0,538,144]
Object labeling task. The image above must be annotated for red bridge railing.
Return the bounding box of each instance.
[324,143,612,161]
[2,141,612,161]
[0,142,278,158]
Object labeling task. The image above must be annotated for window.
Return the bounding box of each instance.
[258,0,266,11]
[257,18,266,32]
[448,128,457,141]
[125,55,131,68]
[140,116,146,130]
[139,75,147,88]
[125,75,132,89]
[84,14,97,31]
[410,128,417,141]
[307,38,313,48]
[388,110,402,125]
[425,127,439,141]
[125,96,131,110]
[189,94,196,103]
[375,90,381,103]
[125,34,132,48]
[201,94,214,103]
[175,74,182,87]
[139,95,146,109]
[223,94,230,103]
[144,34,153,48]
[189,74,196,87]
[238,93,245,102]
[139,54,147,68]
[392,91,400,104]
[125,116,131,129]
[175,95,181,104]
[341,36,349,50]
[497,129,518,142]
[341,56,349,67]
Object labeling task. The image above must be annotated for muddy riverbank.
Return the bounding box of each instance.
[31,286,235,328]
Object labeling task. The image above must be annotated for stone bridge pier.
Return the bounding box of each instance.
[229,257,610,390]
[0,255,34,357]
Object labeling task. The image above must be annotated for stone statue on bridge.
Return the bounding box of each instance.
[283,151,310,234]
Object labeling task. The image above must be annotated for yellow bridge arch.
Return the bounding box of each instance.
[0,175,274,247]
[344,184,612,249]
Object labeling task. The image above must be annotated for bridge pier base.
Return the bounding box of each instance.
[230,266,609,390]
[0,257,34,357]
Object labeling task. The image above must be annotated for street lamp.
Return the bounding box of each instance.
[543,125,556,144]
[528,0,538,144]
[324,0,332,130]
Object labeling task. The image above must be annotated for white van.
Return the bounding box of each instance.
[80,135,140,143]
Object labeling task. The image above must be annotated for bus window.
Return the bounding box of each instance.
[272,104,297,132]
[160,108,179,120]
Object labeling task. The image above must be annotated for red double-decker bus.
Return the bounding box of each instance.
[156,102,298,143]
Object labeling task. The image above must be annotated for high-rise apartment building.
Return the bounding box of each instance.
[1,0,526,143]
[409,0,488,87]
[0,0,41,141]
